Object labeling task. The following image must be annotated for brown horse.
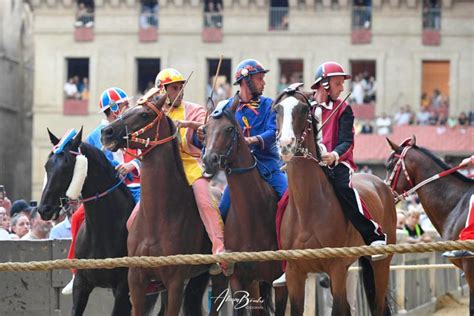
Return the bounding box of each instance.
[202,95,289,315]
[386,136,474,314]
[101,93,222,316]
[274,86,396,316]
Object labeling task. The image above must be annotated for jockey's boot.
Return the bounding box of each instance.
[272,273,286,288]
[370,234,388,261]
[443,250,474,259]
[62,275,75,295]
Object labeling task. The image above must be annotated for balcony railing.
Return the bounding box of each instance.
[423,8,441,30]
[139,10,159,42]
[203,12,223,29]
[269,7,289,31]
[352,6,372,30]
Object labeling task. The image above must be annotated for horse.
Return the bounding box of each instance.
[37,128,158,316]
[202,95,289,315]
[386,136,474,314]
[100,92,225,316]
[273,85,396,315]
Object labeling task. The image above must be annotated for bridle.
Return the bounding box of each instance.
[123,100,179,160]
[386,142,464,203]
[210,109,257,175]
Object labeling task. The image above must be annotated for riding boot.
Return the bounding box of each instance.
[459,195,474,240]
[68,204,85,274]
[192,178,225,255]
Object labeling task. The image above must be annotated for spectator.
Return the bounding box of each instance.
[430,88,443,111]
[50,214,72,239]
[140,0,159,29]
[22,208,53,240]
[359,165,373,174]
[394,105,412,126]
[10,199,34,220]
[277,75,288,93]
[10,214,30,239]
[415,106,431,125]
[0,207,10,240]
[81,77,90,100]
[360,120,373,134]
[428,109,438,125]
[0,187,12,215]
[64,78,80,99]
[404,209,432,243]
[458,112,469,127]
[396,212,407,230]
[364,76,376,103]
[420,92,430,110]
[351,75,365,104]
[375,112,392,135]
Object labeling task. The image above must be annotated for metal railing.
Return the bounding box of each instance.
[74,12,94,28]
[352,6,372,30]
[140,11,159,29]
[423,8,441,30]
[269,7,289,31]
[203,11,223,28]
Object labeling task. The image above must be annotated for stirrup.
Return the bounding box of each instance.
[62,275,75,295]
[272,273,286,288]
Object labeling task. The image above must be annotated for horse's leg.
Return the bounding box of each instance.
[461,259,474,315]
[128,268,148,316]
[71,274,93,316]
[329,266,350,316]
[165,278,185,316]
[209,274,229,316]
[112,272,132,315]
[286,265,306,316]
[247,281,263,315]
[274,285,288,316]
[183,272,210,316]
[362,256,392,316]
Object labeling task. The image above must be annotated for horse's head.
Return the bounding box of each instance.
[272,84,317,162]
[101,91,171,155]
[385,136,418,195]
[202,93,242,175]
[38,128,84,220]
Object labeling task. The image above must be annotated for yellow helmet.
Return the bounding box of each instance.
[155,68,186,91]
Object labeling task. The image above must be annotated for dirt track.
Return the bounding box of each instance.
[433,294,469,316]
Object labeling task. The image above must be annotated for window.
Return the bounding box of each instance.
[204,0,223,29]
[349,60,376,105]
[136,58,161,96]
[422,61,449,116]
[64,58,89,101]
[422,0,441,30]
[269,0,289,31]
[139,0,159,29]
[352,0,371,30]
[75,0,95,28]
[278,59,303,93]
[206,58,231,111]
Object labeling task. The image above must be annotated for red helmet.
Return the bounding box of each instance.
[311,62,351,90]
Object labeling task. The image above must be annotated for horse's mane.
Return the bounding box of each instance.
[78,142,118,181]
[416,145,474,184]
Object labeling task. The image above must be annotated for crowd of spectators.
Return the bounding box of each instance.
[206,75,232,112]
[355,88,473,136]
[75,0,95,28]
[140,0,159,29]
[64,76,89,100]
[395,194,435,244]
[204,0,223,28]
[350,71,376,104]
[0,186,71,241]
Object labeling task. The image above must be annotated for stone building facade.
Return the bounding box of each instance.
[30,0,473,198]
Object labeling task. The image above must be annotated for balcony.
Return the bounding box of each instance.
[269,7,289,31]
[74,13,94,42]
[63,99,88,116]
[139,8,159,42]
[351,6,372,44]
[202,12,223,43]
[422,8,441,46]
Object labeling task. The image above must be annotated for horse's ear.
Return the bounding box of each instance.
[71,127,83,151]
[47,128,60,146]
[409,135,417,146]
[229,91,240,113]
[386,137,400,152]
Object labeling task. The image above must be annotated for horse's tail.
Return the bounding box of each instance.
[260,281,275,315]
[183,271,210,316]
[359,257,393,315]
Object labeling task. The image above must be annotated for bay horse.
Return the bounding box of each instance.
[202,94,289,315]
[274,86,396,315]
[386,136,474,314]
[101,92,222,316]
[37,128,158,315]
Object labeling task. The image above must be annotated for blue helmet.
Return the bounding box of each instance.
[233,59,269,85]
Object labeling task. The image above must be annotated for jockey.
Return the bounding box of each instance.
[273,62,385,287]
[62,87,141,295]
[213,59,288,220]
[156,68,226,273]
[444,155,474,258]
